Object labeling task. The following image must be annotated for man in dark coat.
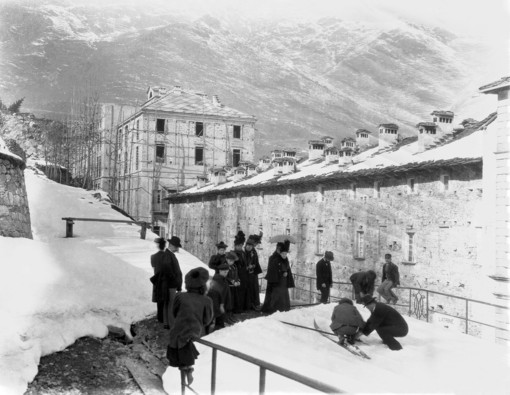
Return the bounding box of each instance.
[377,253,400,304]
[245,234,263,310]
[151,237,181,328]
[316,251,334,303]
[261,243,281,313]
[350,270,377,303]
[208,241,228,273]
[264,240,295,313]
[358,295,408,350]
[330,297,365,345]
[164,236,184,329]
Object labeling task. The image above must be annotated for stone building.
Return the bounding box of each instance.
[92,86,256,235]
[0,136,32,238]
[165,78,509,342]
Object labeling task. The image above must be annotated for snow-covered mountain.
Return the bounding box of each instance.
[0,0,499,154]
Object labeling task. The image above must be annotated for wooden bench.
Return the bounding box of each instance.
[62,217,149,239]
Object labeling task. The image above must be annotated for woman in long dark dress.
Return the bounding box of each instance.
[265,240,295,313]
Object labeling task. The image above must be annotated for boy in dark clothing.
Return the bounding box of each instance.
[330,297,365,345]
[316,251,334,304]
[377,254,400,304]
[207,262,231,331]
[349,270,376,303]
[225,251,240,321]
[358,295,408,350]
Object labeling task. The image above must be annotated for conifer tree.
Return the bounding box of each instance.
[8,97,24,113]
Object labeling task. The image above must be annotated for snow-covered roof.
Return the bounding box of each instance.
[142,87,256,121]
[479,76,510,94]
[168,112,494,199]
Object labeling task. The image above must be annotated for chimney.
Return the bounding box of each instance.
[431,110,454,133]
[324,146,339,164]
[233,166,247,181]
[308,139,326,161]
[378,123,399,147]
[416,122,437,152]
[321,136,334,148]
[196,175,208,189]
[210,167,227,186]
[355,129,376,149]
[258,156,271,171]
[212,95,221,107]
[273,158,295,176]
[479,76,510,302]
[338,147,353,166]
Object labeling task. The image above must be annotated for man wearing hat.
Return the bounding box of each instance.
[208,241,228,273]
[164,236,183,329]
[316,251,334,304]
[225,251,241,321]
[168,267,214,385]
[358,295,409,350]
[233,231,249,312]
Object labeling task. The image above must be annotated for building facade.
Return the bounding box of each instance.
[93,86,257,234]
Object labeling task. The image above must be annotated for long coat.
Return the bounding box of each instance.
[245,247,262,306]
[168,291,214,349]
[316,258,333,290]
[382,262,400,285]
[265,252,295,312]
[151,250,179,303]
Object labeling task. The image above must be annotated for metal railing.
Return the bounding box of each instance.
[192,338,344,395]
[286,273,509,337]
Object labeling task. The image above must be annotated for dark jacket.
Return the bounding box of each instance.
[245,248,263,276]
[350,271,376,295]
[164,249,183,290]
[265,252,295,288]
[330,298,365,331]
[362,302,408,336]
[169,291,214,349]
[382,262,400,285]
[234,249,249,283]
[316,258,333,290]
[207,273,231,317]
[208,253,226,272]
[151,250,181,303]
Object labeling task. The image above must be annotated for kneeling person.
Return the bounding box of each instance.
[359,295,408,350]
[330,297,365,345]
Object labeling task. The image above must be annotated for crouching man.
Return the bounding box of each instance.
[357,295,408,350]
[330,297,365,345]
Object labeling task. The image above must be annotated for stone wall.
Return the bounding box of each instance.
[168,161,485,300]
[0,153,32,238]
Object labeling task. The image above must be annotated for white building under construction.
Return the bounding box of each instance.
[95,86,257,235]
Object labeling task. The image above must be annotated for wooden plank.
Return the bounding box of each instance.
[124,359,168,395]
[62,217,140,224]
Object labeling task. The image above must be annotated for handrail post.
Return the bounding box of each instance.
[259,366,266,394]
[181,370,186,395]
[465,299,469,334]
[211,348,217,395]
[309,277,313,304]
[65,219,74,238]
[426,291,429,322]
[140,222,147,240]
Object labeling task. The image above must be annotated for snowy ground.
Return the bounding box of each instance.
[0,167,509,394]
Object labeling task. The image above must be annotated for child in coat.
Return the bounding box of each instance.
[207,262,231,331]
[330,297,366,345]
[167,267,214,385]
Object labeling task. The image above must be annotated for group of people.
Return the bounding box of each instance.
[151,236,408,384]
[319,252,408,350]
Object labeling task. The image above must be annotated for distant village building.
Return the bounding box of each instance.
[93,86,256,235]
[0,137,32,238]
[165,77,510,343]
[355,128,377,149]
